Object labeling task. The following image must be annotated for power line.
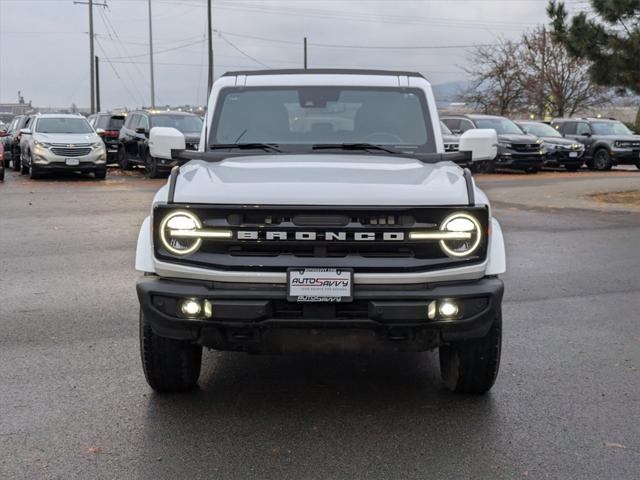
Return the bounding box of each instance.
[215,31,270,68]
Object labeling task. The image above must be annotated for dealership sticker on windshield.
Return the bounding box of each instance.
[287,268,353,302]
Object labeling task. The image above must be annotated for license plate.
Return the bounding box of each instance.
[569,152,578,157]
[287,268,353,302]
[65,158,80,166]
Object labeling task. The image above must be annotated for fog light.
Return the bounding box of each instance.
[204,300,213,319]
[427,301,437,320]
[180,299,202,317]
[438,300,459,318]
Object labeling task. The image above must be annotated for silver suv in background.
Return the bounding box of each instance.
[19,114,107,179]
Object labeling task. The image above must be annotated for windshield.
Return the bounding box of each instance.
[35,117,93,134]
[474,118,523,135]
[440,121,453,135]
[98,116,125,130]
[519,122,561,138]
[151,114,203,133]
[590,121,632,136]
[210,86,434,152]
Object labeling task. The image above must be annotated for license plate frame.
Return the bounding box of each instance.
[569,152,578,158]
[65,158,80,166]
[287,268,353,302]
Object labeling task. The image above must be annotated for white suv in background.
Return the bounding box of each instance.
[19,114,107,179]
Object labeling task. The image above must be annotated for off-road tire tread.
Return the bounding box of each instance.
[139,310,202,392]
[439,308,502,394]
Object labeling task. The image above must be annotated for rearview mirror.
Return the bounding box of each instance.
[20,128,32,135]
[459,129,497,161]
[149,127,186,160]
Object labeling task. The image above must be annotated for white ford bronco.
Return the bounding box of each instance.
[135,69,504,394]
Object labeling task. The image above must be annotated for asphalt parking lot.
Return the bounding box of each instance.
[1,167,639,479]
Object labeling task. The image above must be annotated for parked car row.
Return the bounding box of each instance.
[440,114,640,173]
[0,109,203,180]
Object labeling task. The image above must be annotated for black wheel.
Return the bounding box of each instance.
[3,154,9,169]
[145,155,161,178]
[471,161,495,174]
[28,155,41,180]
[565,164,581,172]
[12,152,21,172]
[439,307,502,394]
[118,147,132,170]
[139,309,202,392]
[635,160,640,170]
[0,165,4,182]
[94,168,107,180]
[20,151,29,175]
[591,149,612,171]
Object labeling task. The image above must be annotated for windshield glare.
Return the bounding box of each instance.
[474,118,523,135]
[520,122,561,138]
[590,122,632,136]
[151,115,203,133]
[211,87,433,151]
[36,117,93,134]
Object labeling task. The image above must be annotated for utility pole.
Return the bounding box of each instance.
[73,1,107,113]
[148,0,156,108]
[207,0,214,96]
[95,56,101,112]
[303,37,308,69]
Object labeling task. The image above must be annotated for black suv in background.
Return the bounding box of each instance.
[516,120,584,171]
[551,118,640,170]
[1,115,31,171]
[441,114,545,173]
[88,112,126,164]
[117,110,203,178]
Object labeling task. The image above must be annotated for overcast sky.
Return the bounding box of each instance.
[0,0,586,109]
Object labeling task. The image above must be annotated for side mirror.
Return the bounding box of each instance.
[581,132,591,137]
[149,127,186,160]
[135,127,148,135]
[95,128,105,135]
[459,129,497,162]
[20,128,32,135]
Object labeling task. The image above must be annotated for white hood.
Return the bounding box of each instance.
[166,154,472,206]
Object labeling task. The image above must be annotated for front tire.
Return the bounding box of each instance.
[20,151,29,175]
[524,167,539,174]
[118,147,132,170]
[139,309,202,392]
[145,155,161,178]
[439,307,502,394]
[590,149,612,171]
[94,168,107,180]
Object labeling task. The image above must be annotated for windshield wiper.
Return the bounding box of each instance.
[312,143,402,154]
[208,143,283,152]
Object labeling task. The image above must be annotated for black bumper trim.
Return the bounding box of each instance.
[137,276,504,351]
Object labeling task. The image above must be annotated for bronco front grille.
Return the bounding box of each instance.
[153,205,490,273]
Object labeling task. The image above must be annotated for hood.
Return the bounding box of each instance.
[539,136,576,146]
[34,132,99,144]
[169,154,472,206]
[594,134,640,141]
[498,133,539,143]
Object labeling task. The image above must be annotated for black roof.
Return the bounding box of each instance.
[222,68,425,78]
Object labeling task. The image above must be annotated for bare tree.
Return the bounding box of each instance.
[462,39,527,116]
[521,27,610,117]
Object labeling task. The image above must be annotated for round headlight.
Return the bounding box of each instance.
[159,210,202,256]
[439,212,482,258]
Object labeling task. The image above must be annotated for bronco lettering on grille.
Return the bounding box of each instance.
[235,231,405,241]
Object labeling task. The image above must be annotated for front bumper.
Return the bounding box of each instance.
[610,148,640,164]
[137,276,504,353]
[495,150,545,169]
[32,147,106,170]
[544,150,584,167]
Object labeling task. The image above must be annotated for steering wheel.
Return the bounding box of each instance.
[363,132,404,144]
